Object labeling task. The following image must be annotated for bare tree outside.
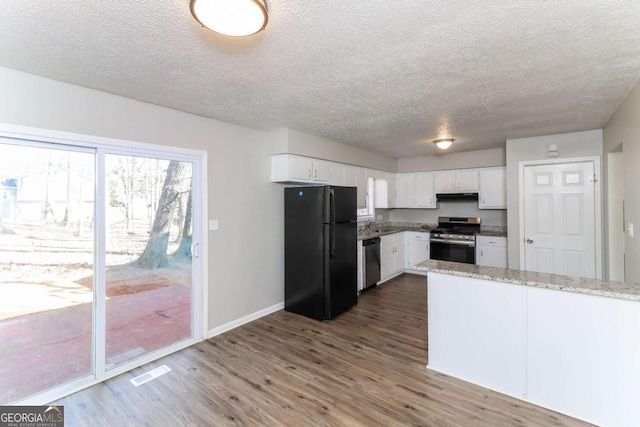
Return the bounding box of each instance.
[172,182,193,261]
[137,160,189,269]
[1,145,196,400]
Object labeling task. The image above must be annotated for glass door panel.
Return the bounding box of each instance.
[104,155,193,369]
[0,143,95,403]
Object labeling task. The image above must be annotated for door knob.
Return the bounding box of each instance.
[526,239,534,244]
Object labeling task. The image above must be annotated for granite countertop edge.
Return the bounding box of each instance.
[358,226,507,240]
[357,225,437,240]
[414,260,640,302]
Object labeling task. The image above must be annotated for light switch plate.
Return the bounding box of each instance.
[628,223,634,237]
[209,219,219,231]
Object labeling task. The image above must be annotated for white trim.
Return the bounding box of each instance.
[200,154,209,340]
[1,123,208,403]
[0,123,205,158]
[518,156,603,279]
[207,302,284,339]
[95,151,107,381]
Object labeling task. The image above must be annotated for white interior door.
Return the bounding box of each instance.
[523,161,596,278]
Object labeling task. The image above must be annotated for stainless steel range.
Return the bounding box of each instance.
[430,217,481,264]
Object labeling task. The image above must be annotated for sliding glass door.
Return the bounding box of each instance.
[0,136,202,404]
[104,154,193,369]
[0,142,95,403]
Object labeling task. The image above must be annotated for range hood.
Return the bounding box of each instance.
[435,192,479,201]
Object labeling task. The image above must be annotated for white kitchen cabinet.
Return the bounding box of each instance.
[395,174,415,207]
[478,167,506,209]
[414,173,435,207]
[344,166,368,208]
[271,154,336,183]
[476,236,508,268]
[395,233,406,272]
[380,233,406,281]
[395,173,435,208]
[406,232,430,269]
[433,170,456,193]
[374,173,396,208]
[434,169,479,193]
[380,240,395,281]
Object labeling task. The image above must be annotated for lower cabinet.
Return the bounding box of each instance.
[476,236,508,268]
[406,232,430,269]
[380,233,405,282]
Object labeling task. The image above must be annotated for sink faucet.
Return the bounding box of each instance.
[365,220,375,231]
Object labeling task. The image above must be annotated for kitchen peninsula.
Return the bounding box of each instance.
[416,260,640,427]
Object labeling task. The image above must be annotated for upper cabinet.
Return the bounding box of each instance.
[478,167,507,209]
[434,169,479,193]
[396,172,436,208]
[272,154,506,211]
[344,165,368,208]
[374,173,397,209]
[272,154,336,184]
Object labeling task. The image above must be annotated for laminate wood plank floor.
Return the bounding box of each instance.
[56,274,591,426]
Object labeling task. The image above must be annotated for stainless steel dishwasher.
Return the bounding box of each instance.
[362,237,381,291]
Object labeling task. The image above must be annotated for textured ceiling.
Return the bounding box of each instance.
[1,1,640,158]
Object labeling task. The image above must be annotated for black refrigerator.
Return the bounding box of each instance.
[284,185,357,321]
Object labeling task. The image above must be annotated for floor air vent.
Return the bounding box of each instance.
[130,365,171,387]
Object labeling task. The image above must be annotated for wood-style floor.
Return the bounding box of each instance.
[56,274,590,426]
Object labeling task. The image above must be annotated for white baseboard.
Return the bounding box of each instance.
[207,301,284,339]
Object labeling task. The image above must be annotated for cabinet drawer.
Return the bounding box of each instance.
[406,231,430,240]
[476,236,507,247]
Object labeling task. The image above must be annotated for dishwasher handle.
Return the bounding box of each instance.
[362,237,381,246]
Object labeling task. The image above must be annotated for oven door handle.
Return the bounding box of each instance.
[430,238,475,247]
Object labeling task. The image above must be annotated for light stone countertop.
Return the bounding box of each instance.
[415,259,640,302]
[357,224,437,241]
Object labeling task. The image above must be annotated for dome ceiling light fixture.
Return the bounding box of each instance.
[432,138,454,150]
[190,0,268,37]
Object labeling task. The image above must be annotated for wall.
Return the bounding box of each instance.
[385,204,507,226]
[603,77,640,283]
[0,66,284,331]
[269,128,397,172]
[397,148,505,172]
[606,150,624,281]
[505,129,603,269]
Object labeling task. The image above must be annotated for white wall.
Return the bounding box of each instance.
[603,78,640,283]
[269,128,397,172]
[386,204,507,226]
[398,148,505,172]
[606,150,625,281]
[505,130,603,269]
[0,66,284,331]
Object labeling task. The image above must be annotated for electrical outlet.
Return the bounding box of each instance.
[209,219,219,231]
[377,214,383,220]
[628,223,634,237]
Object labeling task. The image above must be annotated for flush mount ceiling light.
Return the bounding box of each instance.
[190,0,268,37]
[433,138,454,150]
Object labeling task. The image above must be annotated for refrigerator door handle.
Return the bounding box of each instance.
[330,189,336,258]
[330,188,336,224]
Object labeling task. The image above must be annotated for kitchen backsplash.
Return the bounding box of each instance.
[378,200,507,227]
